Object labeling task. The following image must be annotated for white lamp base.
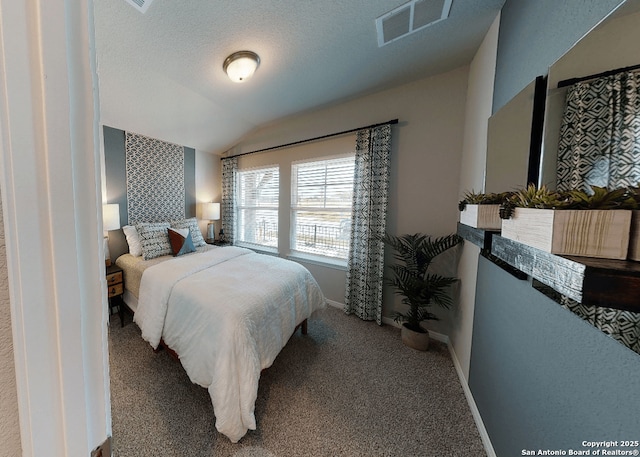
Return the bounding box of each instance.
[207,222,215,242]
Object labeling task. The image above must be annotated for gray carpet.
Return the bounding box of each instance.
[109,306,486,456]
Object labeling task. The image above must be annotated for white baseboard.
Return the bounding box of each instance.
[448,343,496,457]
[326,299,344,310]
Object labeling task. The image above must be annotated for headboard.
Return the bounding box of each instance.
[104,126,196,261]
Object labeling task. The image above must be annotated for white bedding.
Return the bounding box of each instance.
[134,246,326,442]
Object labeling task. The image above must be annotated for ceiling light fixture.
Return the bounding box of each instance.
[223,51,260,83]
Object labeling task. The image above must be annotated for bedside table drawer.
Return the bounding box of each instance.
[106,271,123,286]
[108,283,123,298]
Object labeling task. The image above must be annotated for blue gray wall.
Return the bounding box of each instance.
[471,258,640,456]
[471,1,640,455]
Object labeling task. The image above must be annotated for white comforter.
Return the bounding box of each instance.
[134,246,326,442]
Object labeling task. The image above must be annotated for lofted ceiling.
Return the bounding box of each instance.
[94,0,505,154]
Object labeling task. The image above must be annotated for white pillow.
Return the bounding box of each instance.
[122,225,143,257]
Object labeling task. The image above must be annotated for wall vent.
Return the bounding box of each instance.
[376,0,452,47]
[123,0,154,14]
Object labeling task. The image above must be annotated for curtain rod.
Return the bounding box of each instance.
[221,119,399,160]
[557,63,640,88]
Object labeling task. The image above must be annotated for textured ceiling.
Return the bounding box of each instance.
[94,0,505,153]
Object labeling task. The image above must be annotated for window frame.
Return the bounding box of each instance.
[289,153,355,265]
[234,164,280,252]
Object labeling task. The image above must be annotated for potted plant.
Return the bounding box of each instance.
[458,190,512,230]
[499,184,634,259]
[380,233,463,351]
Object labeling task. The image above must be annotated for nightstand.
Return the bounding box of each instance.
[106,264,125,327]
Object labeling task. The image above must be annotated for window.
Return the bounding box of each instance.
[236,166,279,249]
[291,155,355,260]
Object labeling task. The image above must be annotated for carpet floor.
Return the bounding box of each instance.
[108,305,487,456]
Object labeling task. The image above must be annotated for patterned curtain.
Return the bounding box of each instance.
[220,157,237,244]
[556,71,640,354]
[557,72,640,192]
[344,124,392,325]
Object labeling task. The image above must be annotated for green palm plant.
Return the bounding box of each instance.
[500,184,638,218]
[380,233,463,332]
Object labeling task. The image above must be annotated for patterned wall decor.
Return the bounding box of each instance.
[125,132,185,224]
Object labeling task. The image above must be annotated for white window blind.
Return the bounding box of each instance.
[236,166,279,249]
[291,155,355,260]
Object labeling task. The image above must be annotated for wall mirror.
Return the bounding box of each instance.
[539,0,640,189]
[535,0,640,357]
[485,76,546,193]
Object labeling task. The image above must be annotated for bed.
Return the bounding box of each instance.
[115,240,326,443]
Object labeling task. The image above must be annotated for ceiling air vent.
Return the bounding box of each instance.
[376,0,452,47]
[123,0,154,14]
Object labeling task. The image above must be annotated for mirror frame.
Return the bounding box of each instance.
[484,75,547,193]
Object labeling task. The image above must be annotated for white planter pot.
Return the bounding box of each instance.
[400,324,430,351]
[459,204,502,230]
[501,208,631,260]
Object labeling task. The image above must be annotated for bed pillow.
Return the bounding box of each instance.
[136,222,172,260]
[167,227,196,257]
[122,225,143,257]
[170,217,206,247]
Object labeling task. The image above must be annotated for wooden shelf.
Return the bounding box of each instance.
[456,222,498,250]
[457,223,527,280]
[490,235,640,313]
[457,222,640,311]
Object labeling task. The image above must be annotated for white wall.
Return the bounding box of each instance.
[228,66,469,331]
[451,15,501,380]
[0,1,110,455]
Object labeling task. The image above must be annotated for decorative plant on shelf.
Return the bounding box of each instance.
[563,186,637,210]
[499,184,565,219]
[458,190,513,211]
[380,232,463,351]
[499,184,636,260]
[625,184,640,208]
[458,191,514,229]
[498,184,637,219]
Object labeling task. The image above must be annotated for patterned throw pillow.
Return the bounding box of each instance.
[136,222,172,260]
[167,227,196,257]
[170,217,206,247]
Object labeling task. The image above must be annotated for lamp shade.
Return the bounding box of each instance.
[223,51,260,83]
[103,203,121,231]
[202,202,220,221]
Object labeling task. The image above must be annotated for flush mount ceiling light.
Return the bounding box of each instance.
[223,51,260,83]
